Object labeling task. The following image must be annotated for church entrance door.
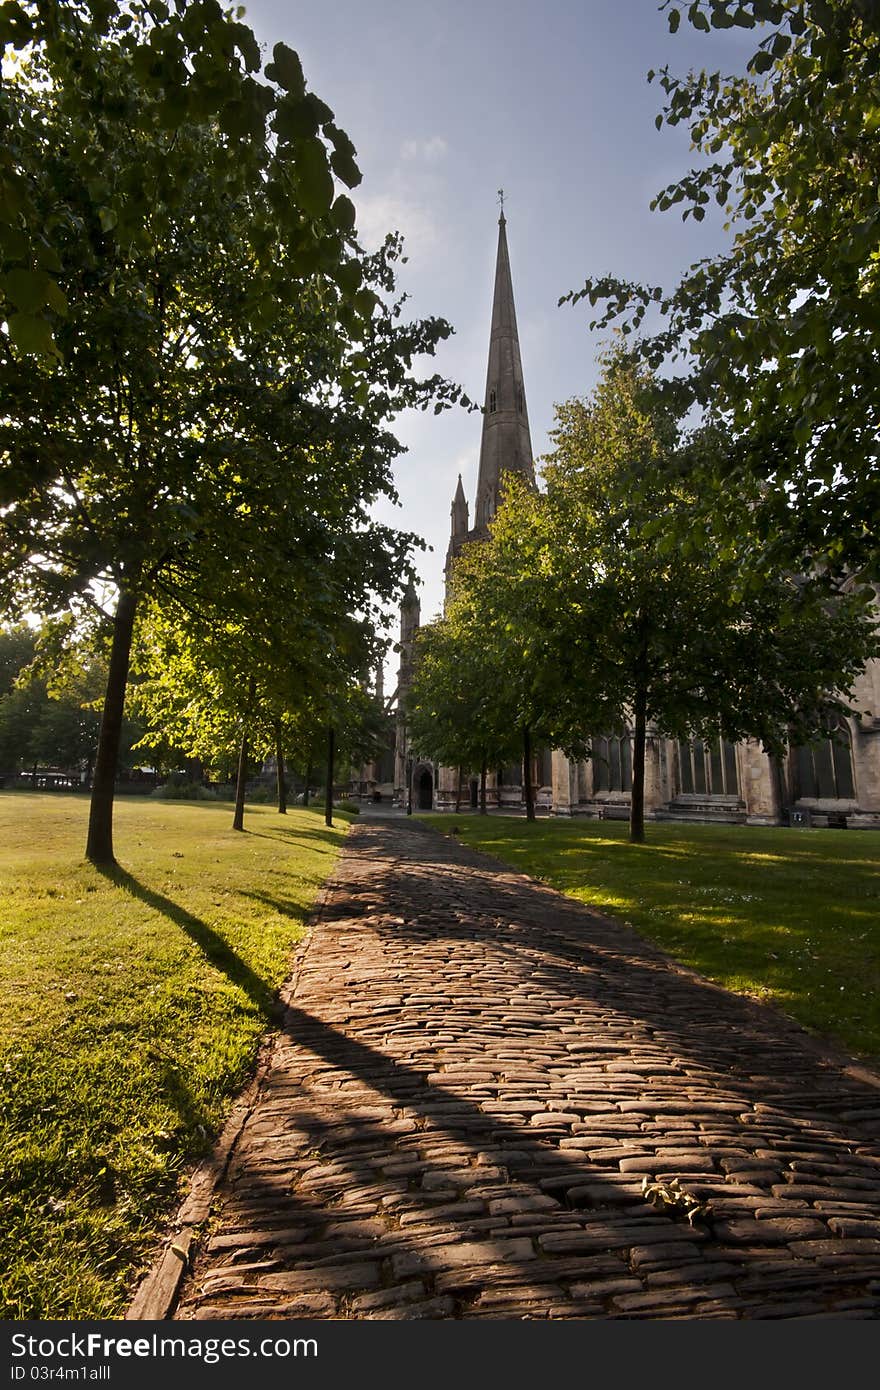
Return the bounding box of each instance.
[417,768,433,810]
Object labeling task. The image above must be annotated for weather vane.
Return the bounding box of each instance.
[497,188,505,211]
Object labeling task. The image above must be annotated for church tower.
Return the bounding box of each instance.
[445,206,535,594]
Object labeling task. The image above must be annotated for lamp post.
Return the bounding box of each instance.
[406,748,413,815]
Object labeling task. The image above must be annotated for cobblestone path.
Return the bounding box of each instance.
[175,819,880,1320]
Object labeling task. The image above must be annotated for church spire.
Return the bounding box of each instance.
[473,206,534,532]
[450,473,468,539]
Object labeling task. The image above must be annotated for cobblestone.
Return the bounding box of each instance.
[172,819,880,1321]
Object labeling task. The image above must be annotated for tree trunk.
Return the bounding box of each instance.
[324,726,335,827]
[232,729,248,831]
[523,726,535,822]
[86,586,139,865]
[275,722,287,814]
[232,675,256,832]
[630,683,648,844]
[455,766,462,815]
[480,750,487,815]
[304,760,312,807]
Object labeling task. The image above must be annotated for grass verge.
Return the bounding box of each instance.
[0,793,351,1318]
[424,814,880,1069]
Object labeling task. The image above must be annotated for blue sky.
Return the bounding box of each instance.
[243,1,755,666]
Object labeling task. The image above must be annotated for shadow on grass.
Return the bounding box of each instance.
[97,866,271,1014]
[243,824,344,849]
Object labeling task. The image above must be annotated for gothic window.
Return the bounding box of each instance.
[489,388,497,414]
[516,386,524,414]
[677,738,739,796]
[593,735,632,793]
[540,746,553,786]
[794,725,855,800]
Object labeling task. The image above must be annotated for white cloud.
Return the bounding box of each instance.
[354,193,440,261]
[400,135,448,164]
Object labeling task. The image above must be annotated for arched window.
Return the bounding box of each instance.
[516,386,524,414]
[540,746,553,786]
[488,388,497,413]
[678,738,739,796]
[593,735,632,792]
[794,725,855,799]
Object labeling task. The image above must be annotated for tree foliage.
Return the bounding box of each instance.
[0,2,459,861]
[543,356,878,838]
[428,354,877,842]
[0,622,141,779]
[406,612,517,811]
[563,0,880,575]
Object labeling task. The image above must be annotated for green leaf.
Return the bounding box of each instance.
[7,312,62,359]
[295,139,334,218]
[334,261,363,298]
[354,289,378,320]
[0,178,25,222]
[231,21,261,72]
[2,268,53,314]
[329,148,362,189]
[98,208,118,233]
[273,94,319,142]
[669,8,681,32]
[267,43,306,97]
[33,240,61,273]
[331,194,357,234]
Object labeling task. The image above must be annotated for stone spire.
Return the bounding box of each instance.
[450,473,469,539]
[400,578,420,647]
[473,209,534,533]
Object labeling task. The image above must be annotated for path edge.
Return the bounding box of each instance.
[123,871,338,1321]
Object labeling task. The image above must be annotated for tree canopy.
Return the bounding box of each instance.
[0,1,459,862]
[563,0,880,576]
[428,352,877,842]
[537,354,878,838]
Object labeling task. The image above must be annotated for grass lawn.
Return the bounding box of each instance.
[0,792,351,1319]
[424,815,880,1070]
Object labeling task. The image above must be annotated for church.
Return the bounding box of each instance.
[383,211,880,829]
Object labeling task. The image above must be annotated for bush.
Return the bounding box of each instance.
[151,780,218,801]
[334,799,361,815]
[246,785,272,804]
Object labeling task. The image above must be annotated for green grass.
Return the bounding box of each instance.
[0,792,351,1319]
[424,815,880,1069]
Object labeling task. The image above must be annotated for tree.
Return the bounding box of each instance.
[0,622,140,781]
[409,518,566,821]
[406,616,516,814]
[132,565,391,831]
[0,5,458,864]
[563,0,880,577]
[0,623,36,692]
[526,353,878,841]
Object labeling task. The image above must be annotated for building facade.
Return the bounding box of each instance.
[391,212,880,829]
